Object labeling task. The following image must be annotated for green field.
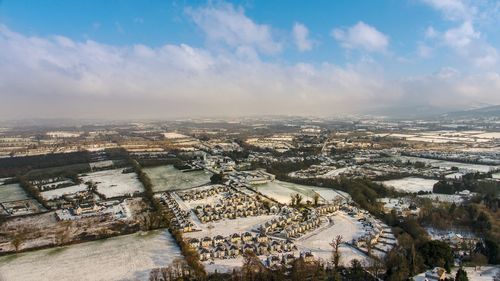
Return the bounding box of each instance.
[144,165,212,192]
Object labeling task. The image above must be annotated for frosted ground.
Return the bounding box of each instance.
[377,131,500,144]
[0,230,181,281]
[41,183,89,200]
[184,215,278,239]
[380,177,438,193]
[395,156,497,173]
[144,165,212,192]
[81,168,145,198]
[0,183,29,203]
[40,169,144,199]
[296,212,368,265]
[418,193,465,203]
[194,212,369,272]
[254,180,347,204]
[204,256,246,273]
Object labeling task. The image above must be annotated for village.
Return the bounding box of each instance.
[3,0,500,279]
[151,163,399,273]
[0,118,498,280]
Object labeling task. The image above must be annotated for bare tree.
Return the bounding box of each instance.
[11,235,24,252]
[149,258,194,281]
[369,257,384,279]
[313,193,320,206]
[295,193,303,206]
[366,234,373,257]
[330,235,343,270]
[242,250,266,279]
[55,221,73,245]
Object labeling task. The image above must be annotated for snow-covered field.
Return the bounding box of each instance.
[378,131,500,144]
[0,183,29,203]
[418,193,464,203]
[80,169,145,198]
[184,215,278,239]
[0,230,181,281]
[396,156,496,173]
[473,132,500,139]
[493,173,500,179]
[163,132,190,139]
[255,181,316,204]
[380,177,438,193]
[311,187,350,202]
[296,213,368,265]
[197,212,369,273]
[46,131,82,138]
[425,227,477,240]
[254,181,347,204]
[204,257,246,273]
[144,165,211,192]
[40,184,89,200]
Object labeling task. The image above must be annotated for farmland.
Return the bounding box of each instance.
[144,165,212,192]
[0,230,181,281]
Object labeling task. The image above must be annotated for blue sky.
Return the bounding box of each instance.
[0,0,499,119]
[0,1,446,68]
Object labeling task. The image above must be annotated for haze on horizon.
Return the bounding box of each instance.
[1,0,500,120]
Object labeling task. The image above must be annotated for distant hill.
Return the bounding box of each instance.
[365,105,451,119]
[441,105,500,119]
[364,104,500,119]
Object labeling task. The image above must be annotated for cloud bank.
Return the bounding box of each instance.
[0,2,499,119]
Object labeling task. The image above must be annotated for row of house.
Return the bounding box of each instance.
[282,216,322,239]
[193,191,270,223]
[349,209,397,254]
[160,193,195,232]
[229,170,276,185]
[178,185,229,202]
[258,205,337,239]
[266,252,317,268]
[315,204,338,215]
[189,232,297,261]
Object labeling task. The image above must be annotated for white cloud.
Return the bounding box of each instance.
[186,3,281,55]
[292,22,313,51]
[0,25,499,119]
[420,0,473,21]
[443,21,479,48]
[469,44,498,68]
[331,22,389,53]
[421,1,499,68]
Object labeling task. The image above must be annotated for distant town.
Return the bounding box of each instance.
[0,112,498,280]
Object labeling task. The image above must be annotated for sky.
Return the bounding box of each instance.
[0,0,500,119]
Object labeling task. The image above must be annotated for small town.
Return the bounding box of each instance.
[1,0,500,280]
[0,115,499,280]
